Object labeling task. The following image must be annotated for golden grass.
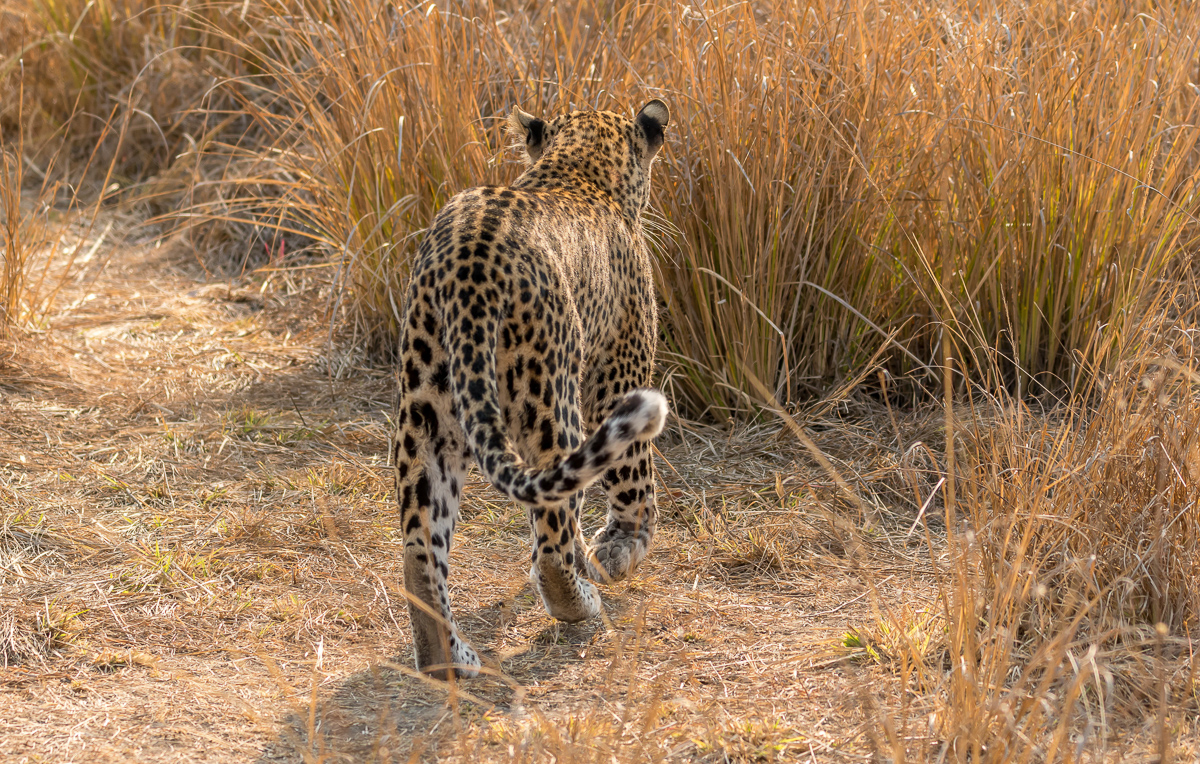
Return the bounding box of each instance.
[1,227,1197,758]
[1,0,254,190]
[926,333,1200,757]
[5,0,1200,760]
[1,226,901,760]
[1,76,96,337]
[185,0,1200,417]
[9,0,1198,409]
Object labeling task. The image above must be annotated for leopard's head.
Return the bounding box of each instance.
[508,100,670,221]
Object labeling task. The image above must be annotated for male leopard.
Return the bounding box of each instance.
[391,100,671,678]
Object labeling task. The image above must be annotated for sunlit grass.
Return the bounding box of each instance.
[6,0,1200,759]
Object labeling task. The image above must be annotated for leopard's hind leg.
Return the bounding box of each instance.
[393,395,480,679]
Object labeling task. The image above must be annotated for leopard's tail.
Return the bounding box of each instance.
[449,318,666,505]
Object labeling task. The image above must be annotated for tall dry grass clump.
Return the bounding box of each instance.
[663,0,1200,415]
[210,0,1200,416]
[6,0,1198,406]
[1,53,150,335]
[965,354,1200,634]
[870,328,1200,758]
[0,146,26,333]
[1,79,59,335]
[2,0,254,193]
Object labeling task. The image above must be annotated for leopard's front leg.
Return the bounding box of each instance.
[581,302,660,584]
[529,496,602,622]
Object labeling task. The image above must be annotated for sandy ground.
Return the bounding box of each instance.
[0,218,938,762]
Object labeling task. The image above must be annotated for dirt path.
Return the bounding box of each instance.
[1,219,928,762]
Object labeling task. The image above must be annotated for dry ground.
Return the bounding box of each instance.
[0,215,948,762]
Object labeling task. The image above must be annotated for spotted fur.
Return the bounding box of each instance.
[391,100,671,678]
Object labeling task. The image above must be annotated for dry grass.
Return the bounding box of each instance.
[1,218,919,761]
[5,0,1200,761]
[1,73,111,338]
[10,0,1198,404]
[1,0,255,192]
[923,334,1200,758]
[1,212,1198,760]
[195,0,1200,417]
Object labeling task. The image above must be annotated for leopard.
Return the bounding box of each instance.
[390,99,672,678]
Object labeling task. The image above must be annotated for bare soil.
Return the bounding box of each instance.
[1,217,939,762]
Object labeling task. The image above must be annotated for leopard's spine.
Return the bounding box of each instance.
[448,310,666,506]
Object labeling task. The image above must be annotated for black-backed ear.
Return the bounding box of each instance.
[508,107,549,162]
[635,99,670,157]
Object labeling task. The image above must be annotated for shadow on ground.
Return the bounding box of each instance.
[257,594,611,763]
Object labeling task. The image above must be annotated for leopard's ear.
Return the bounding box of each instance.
[508,107,548,162]
[635,99,670,157]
